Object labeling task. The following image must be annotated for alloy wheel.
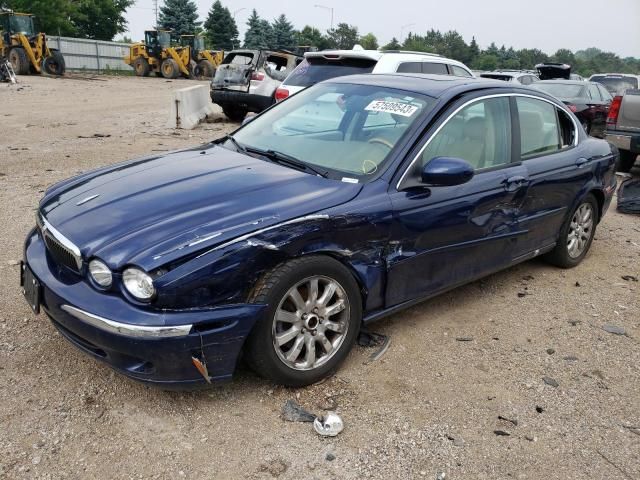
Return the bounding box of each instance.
[272,275,350,371]
[567,203,594,258]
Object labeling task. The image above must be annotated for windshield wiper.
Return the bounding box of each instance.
[218,134,246,153]
[245,146,329,178]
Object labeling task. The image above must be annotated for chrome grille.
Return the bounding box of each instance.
[38,213,83,272]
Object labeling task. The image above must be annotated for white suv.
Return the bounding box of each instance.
[275,49,474,102]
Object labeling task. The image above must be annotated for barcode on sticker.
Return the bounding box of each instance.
[365,100,419,117]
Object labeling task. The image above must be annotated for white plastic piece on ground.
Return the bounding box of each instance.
[167,85,215,130]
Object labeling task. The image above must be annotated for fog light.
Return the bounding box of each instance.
[123,267,155,301]
[88,259,112,288]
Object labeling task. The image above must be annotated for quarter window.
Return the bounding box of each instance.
[587,84,602,101]
[422,62,449,75]
[516,97,560,158]
[450,65,472,77]
[397,62,422,74]
[419,97,512,170]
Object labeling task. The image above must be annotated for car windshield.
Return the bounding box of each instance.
[283,57,377,88]
[534,83,585,99]
[590,76,638,95]
[231,82,435,180]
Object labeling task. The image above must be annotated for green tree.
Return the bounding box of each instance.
[326,23,359,50]
[272,14,295,50]
[382,37,401,50]
[75,0,133,40]
[475,53,498,71]
[158,0,200,36]
[359,32,378,50]
[468,36,480,66]
[203,0,238,50]
[296,25,330,50]
[516,48,549,69]
[244,9,272,48]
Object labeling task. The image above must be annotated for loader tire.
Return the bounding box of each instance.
[133,57,150,77]
[197,60,215,79]
[43,50,65,76]
[161,58,180,79]
[9,47,30,75]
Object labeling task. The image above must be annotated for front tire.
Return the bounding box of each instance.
[617,150,637,173]
[43,50,65,76]
[133,57,150,77]
[544,194,598,268]
[245,256,362,386]
[161,58,180,79]
[9,47,30,75]
[197,60,215,79]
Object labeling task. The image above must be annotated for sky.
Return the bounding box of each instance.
[125,0,640,58]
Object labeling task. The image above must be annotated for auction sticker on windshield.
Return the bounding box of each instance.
[365,100,419,117]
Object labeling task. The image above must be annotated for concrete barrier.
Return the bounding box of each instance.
[167,85,216,129]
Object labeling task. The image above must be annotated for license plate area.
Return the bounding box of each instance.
[20,261,41,314]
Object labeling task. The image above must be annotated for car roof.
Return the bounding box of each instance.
[326,73,508,97]
[590,73,640,78]
[305,49,450,62]
[537,80,590,86]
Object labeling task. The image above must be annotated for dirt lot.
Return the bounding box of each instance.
[1,75,639,480]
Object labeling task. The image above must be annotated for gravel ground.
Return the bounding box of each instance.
[0,75,639,480]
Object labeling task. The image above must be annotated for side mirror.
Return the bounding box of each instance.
[421,157,474,186]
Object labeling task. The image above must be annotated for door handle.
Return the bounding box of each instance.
[575,157,589,167]
[503,175,528,192]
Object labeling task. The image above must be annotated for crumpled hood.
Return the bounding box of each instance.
[40,145,361,271]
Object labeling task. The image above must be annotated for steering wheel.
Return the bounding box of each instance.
[368,137,394,150]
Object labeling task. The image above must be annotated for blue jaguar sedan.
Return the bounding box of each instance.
[22,74,617,388]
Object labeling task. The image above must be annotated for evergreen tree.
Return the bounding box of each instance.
[468,36,480,63]
[296,26,330,50]
[244,9,269,48]
[158,0,200,36]
[326,23,359,50]
[382,37,402,50]
[272,14,295,50]
[203,0,238,50]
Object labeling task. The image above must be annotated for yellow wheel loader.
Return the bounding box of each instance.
[125,30,192,79]
[179,34,223,79]
[0,12,65,76]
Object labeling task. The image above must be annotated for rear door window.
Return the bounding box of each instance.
[283,57,377,88]
[422,62,449,75]
[516,97,560,158]
[224,52,254,65]
[397,62,422,74]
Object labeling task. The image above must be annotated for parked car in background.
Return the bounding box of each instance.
[605,89,640,172]
[22,74,617,388]
[275,49,474,102]
[536,62,571,80]
[211,49,302,121]
[479,70,539,85]
[589,73,640,96]
[532,80,612,137]
[570,74,585,81]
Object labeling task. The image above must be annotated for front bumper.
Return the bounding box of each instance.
[605,131,640,154]
[24,229,265,389]
[210,89,274,113]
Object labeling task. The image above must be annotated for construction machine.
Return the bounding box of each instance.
[179,34,223,79]
[125,30,191,79]
[0,11,65,76]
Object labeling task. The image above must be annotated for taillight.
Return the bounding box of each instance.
[607,96,623,126]
[566,104,578,113]
[251,71,265,81]
[274,87,289,102]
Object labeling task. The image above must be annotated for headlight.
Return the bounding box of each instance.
[88,259,112,288]
[123,267,155,301]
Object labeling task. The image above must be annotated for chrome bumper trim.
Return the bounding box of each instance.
[61,305,193,338]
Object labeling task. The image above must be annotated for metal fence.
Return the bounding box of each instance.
[47,36,132,72]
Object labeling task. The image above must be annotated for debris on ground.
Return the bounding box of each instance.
[621,275,638,282]
[313,412,344,437]
[536,406,545,413]
[617,178,640,215]
[455,336,474,342]
[546,348,555,355]
[498,415,518,426]
[281,400,315,423]
[602,325,626,336]
[542,376,559,388]
[493,430,510,436]
[358,329,391,364]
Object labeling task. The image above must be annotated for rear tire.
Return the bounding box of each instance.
[9,47,30,75]
[43,50,65,76]
[222,105,248,122]
[544,194,598,268]
[133,57,150,77]
[617,150,637,173]
[197,59,214,79]
[245,256,362,386]
[161,58,180,79]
